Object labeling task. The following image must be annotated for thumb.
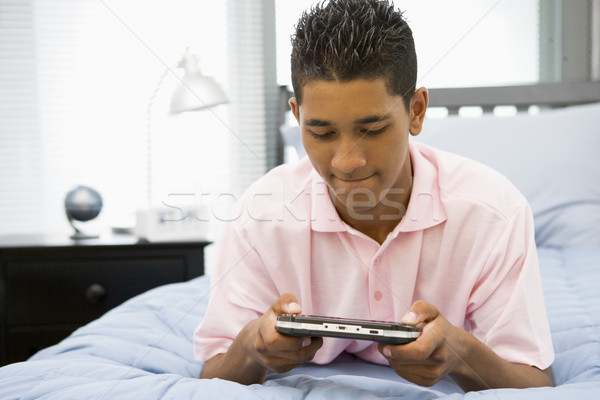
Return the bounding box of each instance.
[402,300,439,326]
[271,293,302,316]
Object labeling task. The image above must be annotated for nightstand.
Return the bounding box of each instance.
[0,233,210,366]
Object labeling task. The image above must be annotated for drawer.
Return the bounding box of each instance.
[4,257,185,325]
[5,326,76,364]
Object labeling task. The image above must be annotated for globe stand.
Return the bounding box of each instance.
[64,185,103,241]
[68,217,100,240]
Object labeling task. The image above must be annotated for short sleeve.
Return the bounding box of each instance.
[193,220,279,362]
[466,205,555,369]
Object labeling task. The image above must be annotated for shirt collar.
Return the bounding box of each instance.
[395,141,447,233]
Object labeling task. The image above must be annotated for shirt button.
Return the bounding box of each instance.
[374,257,380,264]
[374,291,383,301]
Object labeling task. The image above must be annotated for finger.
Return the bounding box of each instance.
[270,337,324,363]
[261,317,322,353]
[387,347,452,386]
[403,300,439,326]
[271,293,302,316]
[379,334,440,362]
[277,333,324,353]
[305,336,323,353]
[272,335,313,352]
[258,294,306,354]
[380,349,439,367]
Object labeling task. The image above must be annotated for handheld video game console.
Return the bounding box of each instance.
[276,314,421,345]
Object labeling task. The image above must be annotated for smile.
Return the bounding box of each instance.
[334,174,374,182]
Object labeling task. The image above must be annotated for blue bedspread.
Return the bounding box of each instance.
[1,247,599,399]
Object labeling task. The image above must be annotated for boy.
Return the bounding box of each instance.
[195,0,554,391]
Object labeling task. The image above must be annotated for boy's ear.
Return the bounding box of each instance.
[409,87,428,136]
[289,97,300,124]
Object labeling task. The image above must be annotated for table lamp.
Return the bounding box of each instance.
[146,50,228,206]
[169,51,228,113]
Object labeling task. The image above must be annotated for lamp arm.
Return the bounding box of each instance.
[146,67,170,207]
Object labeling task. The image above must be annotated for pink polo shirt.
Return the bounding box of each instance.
[194,141,554,369]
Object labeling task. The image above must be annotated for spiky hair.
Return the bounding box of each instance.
[291,0,417,110]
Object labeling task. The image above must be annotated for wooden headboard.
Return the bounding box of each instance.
[427,81,600,114]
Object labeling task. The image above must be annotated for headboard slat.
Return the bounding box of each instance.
[427,81,600,110]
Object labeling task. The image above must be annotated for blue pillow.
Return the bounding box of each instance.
[415,102,600,248]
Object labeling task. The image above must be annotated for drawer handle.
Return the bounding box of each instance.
[86,283,107,304]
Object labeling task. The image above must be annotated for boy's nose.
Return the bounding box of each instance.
[331,140,367,174]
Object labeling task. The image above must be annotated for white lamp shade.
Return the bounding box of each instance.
[169,53,227,113]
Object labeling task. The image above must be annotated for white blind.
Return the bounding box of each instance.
[0,1,42,233]
[0,0,278,242]
[227,0,279,196]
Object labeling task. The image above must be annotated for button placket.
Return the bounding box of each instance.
[368,252,389,318]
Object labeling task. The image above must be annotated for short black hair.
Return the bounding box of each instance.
[291,0,417,111]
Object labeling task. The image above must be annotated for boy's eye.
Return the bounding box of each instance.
[308,130,335,139]
[361,126,387,135]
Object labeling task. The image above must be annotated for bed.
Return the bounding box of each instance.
[1,82,600,399]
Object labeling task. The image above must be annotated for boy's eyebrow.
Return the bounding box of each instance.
[354,115,390,125]
[304,118,331,127]
[304,115,390,127]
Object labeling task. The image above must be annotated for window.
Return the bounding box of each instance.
[0,1,279,240]
[275,0,540,88]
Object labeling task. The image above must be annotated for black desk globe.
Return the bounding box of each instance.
[65,185,103,240]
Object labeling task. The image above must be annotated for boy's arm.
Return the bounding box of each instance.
[379,300,554,391]
[199,294,323,385]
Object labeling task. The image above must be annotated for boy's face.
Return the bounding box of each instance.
[290,78,427,219]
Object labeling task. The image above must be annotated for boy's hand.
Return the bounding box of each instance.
[377,300,554,391]
[377,300,464,387]
[242,293,323,374]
